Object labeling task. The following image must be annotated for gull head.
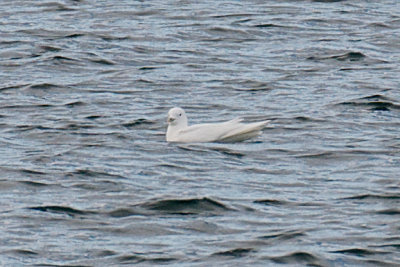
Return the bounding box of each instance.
[167,107,188,127]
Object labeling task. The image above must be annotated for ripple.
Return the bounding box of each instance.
[332,248,389,257]
[29,206,93,217]
[375,208,400,215]
[307,51,366,62]
[259,229,306,241]
[18,181,48,187]
[107,197,232,218]
[337,94,400,111]
[268,251,323,265]
[107,208,138,218]
[342,194,400,200]
[254,199,323,207]
[212,248,255,258]
[122,119,155,128]
[117,255,178,265]
[5,249,39,257]
[141,197,231,215]
[27,83,63,90]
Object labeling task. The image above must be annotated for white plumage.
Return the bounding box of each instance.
[166,107,269,143]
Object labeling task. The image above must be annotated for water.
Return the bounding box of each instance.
[1,0,400,266]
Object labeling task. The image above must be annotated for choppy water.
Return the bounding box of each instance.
[1,0,400,266]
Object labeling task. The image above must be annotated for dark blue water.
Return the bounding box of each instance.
[1,0,400,266]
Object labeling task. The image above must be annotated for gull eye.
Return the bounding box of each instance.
[179,113,182,116]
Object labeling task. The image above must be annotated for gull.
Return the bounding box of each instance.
[166,107,269,143]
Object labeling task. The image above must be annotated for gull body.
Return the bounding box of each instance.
[166,107,269,143]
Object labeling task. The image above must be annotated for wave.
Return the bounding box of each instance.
[211,248,255,258]
[141,197,231,215]
[342,194,400,200]
[268,251,324,265]
[336,94,400,111]
[307,51,366,62]
[108,197,231,217]
[259,229,306,241]
[332,248,389,256]
[29,206,92,217]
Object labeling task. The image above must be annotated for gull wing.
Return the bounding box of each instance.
[176,118,269,143]
[218,120,270,142]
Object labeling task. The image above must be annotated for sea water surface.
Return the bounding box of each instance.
[1,0,400,266]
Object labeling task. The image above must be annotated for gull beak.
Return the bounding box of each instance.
[167,116,175,123]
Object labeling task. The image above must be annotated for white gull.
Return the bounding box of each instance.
[166,107,269,143]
